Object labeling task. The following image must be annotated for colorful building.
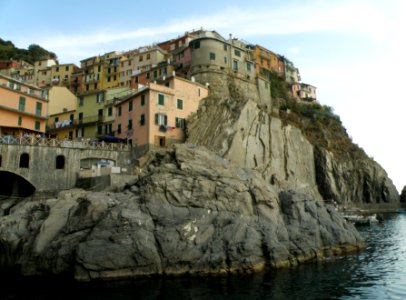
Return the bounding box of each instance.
[291,83,317,102]
[249,44,284,80]
[46,109,76,139]
[0,74,48,136]
[47,86,77,115]
[114,76,208,154]
[188,34,256,81]
[80,55,104,93]
[50,63,80,87]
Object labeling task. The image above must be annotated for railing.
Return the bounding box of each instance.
[0,135,130,151]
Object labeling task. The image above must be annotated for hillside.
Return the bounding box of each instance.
[0,38,57,64]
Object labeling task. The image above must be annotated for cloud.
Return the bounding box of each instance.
[34,0,404,64]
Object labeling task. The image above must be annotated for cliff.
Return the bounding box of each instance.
[0,145,362,281]
[187,72,399,209]
[0,70,398,281]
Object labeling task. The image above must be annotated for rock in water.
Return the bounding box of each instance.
[0,145,363,281]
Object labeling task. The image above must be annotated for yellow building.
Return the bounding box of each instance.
[47,86,77,115]
[46,109,76,139]
[34,59,57,87]
[50,63,80,88]
[80,55,104,93]
[103,52,124,89]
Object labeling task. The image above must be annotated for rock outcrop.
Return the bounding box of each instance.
[187,72,399,209]
[0,145,363,281]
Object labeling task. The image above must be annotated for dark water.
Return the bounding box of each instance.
[2,213,406,300]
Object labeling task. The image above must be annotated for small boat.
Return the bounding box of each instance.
[396,209,406,214]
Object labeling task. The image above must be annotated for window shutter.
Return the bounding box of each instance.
[155,113,158,124]
[164,115,168,126]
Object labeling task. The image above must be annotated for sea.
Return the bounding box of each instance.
[1,213,406,300]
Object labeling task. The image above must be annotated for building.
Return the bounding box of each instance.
[189,33,256,81]
[0,74,48,136]
[278,56,300,84]
[34,59,57,87]
[114,76,208,154]
[80,55,104,93]
[103,52,124,89]
[248,44,284,80]
[46,109,76,139]
[130,61,176,90]
[119,45,167,88]
[75,87,133,139]
[50,63,80,87]
[291,83,317,102]
[47,86,77,116]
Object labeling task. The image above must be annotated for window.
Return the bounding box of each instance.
[209,52,216,60]
[108,106,113,116]
[153,70,157,78]
[129,100,133,111]
[158,94,164,106]
[146,72,150,79]
[234,50,241,57]
[141,94,145,106]
[108,76,111,82]
[19,96,25,111]
[20,153,29,168]
[78,112,83,120]
[78,97,84,106]
[56,155,65,169]
[224,57,227,64]
[194,41,200,49]
[65,66,69,71]
[233,60,239,71]
[175,117,185,129]
[139,55,143,62]
[146,53,150,59]
[224,44,227,51]
[70,114,74,122]
[18,116,22,126]
[247,62,252,72]
[35,121,40,130]
[106,123,113,134]
[117,124,122,134]
[118,106,122,116]
[36,102,42,116]
[128,119,133,130]
[155,113,167,126]
[140,114,145,126]
[177,99,183,110]
[56,67,59,72]
[97,125,102,135]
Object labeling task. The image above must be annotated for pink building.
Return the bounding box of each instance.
[114,76,208,154]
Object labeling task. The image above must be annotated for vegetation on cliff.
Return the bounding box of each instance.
[0,38,57,64]
[270,71,366,159]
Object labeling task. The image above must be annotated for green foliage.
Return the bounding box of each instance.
[276,87,364,159]
[0,38,57,64]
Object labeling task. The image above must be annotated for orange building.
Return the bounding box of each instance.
[249,44,284,80]
[0,74,48,137]
[114,76,208,154]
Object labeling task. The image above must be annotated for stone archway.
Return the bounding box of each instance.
[0,171,36,198]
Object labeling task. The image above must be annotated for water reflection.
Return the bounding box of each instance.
[1,214,406,300]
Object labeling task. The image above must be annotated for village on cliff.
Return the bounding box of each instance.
[0,29,317,152]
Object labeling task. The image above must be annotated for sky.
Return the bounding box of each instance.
[1,0,406,191]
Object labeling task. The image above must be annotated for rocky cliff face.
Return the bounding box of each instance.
[0,145,362,281]
[187,72,399,209]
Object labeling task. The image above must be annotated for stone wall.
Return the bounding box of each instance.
[0,144,132,193]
